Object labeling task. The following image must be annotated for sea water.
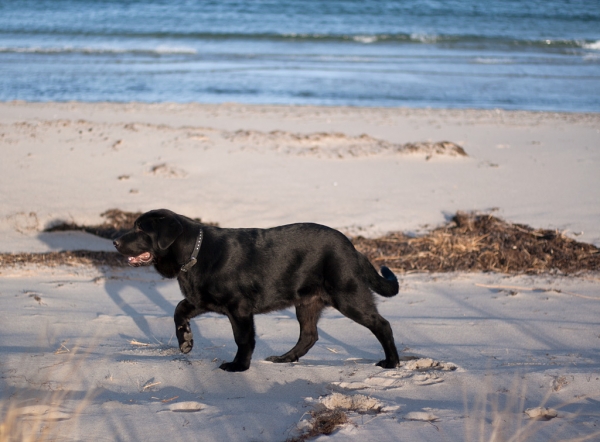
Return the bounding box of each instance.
[0,0,599,112]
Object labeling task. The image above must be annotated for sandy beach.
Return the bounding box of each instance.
[1,101,599,441]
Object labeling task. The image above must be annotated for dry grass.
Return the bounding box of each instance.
[463,372,600,442]
[1,210,598,274]
[0,342,97,442]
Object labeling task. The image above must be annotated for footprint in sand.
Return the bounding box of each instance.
[147,163,187,178]
[332,358,457,391]
[413,373,444,385]
[8,211,39,233]
[402,358,457,371]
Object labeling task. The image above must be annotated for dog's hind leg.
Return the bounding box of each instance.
[334,292,399,368]
[266,296,324,363]
[174,299,205,354]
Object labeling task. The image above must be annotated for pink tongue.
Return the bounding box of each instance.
[129,252,151,263]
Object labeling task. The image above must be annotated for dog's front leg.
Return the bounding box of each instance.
[174,299,204,354]
[220,311,255,372]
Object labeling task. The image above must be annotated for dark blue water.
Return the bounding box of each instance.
[1,0,599,111]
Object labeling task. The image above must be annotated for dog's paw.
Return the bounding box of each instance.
[219,361,250,372]
[179,339,194,354]
[176,324,194,354]
[376,359,399,369]
[265,355,297,363]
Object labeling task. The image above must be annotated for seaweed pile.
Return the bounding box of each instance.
[353,212,599,274]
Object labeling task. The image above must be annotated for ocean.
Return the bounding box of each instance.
[1,0,599,112]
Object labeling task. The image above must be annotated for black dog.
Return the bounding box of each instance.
[113,209,400,372]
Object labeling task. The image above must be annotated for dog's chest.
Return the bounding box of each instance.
[177,273,202,303]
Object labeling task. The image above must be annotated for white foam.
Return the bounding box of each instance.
[353,35,378,44]
[410,33,439,44]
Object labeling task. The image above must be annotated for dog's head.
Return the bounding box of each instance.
[113,209,183,267]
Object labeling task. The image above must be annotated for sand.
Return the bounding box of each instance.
[0,101,599,441]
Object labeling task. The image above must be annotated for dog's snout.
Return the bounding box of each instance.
[113,239,121,249]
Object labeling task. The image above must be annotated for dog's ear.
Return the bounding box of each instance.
[155,216,183,250]
[139,214,183,251]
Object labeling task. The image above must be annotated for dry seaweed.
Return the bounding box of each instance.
[0,250,127,268]
[308,409,348,436]
[287,409,349,442]
[44,209,144,240]
[44,209,216,240]
[353,211,600,274]
[2,211,599,274]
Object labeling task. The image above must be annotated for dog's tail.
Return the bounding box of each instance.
[360,255,399,297]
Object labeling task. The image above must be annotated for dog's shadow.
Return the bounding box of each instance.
[37,230,188,344]
[101,270,175,341]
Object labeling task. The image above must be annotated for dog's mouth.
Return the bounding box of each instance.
[127,252,153,267]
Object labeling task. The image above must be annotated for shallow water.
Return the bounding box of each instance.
[1,0,599,111]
